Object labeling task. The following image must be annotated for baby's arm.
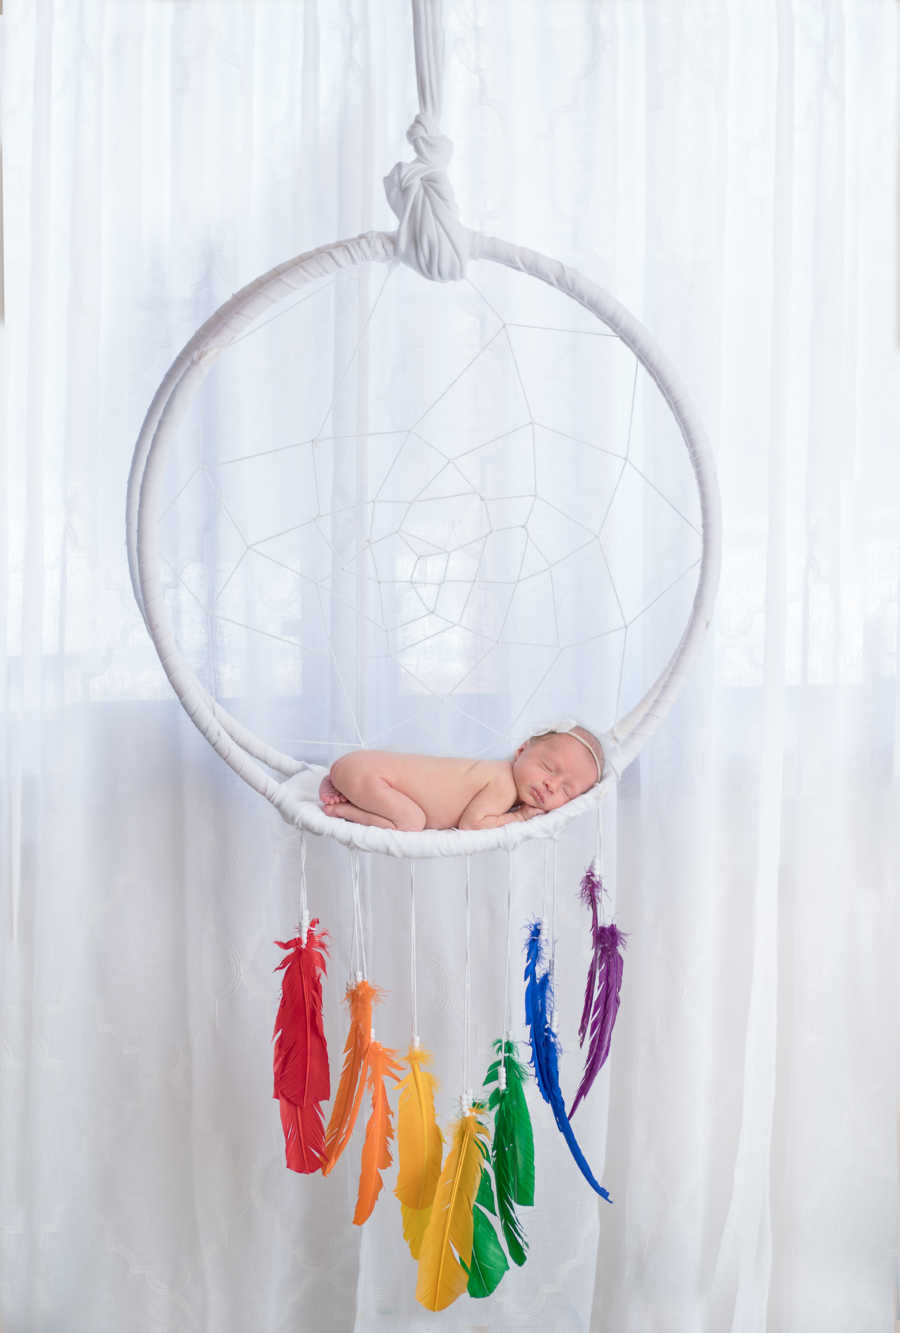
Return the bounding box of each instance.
[458,779,542,831]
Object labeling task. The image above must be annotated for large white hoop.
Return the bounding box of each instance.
[126,226,721,858]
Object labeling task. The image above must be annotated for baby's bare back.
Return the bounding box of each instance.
[330,750,517,830]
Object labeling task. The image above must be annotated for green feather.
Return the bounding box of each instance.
[464,1164,509,1299]
[486,1038,534,1265]
[474,1166,496,1214]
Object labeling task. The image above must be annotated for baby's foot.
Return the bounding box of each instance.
[319,775,345,806]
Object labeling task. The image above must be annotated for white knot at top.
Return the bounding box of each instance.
[383,112,470,282]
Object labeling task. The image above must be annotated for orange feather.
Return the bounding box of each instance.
[321,979,378,1176]
[353,1041,403,1225]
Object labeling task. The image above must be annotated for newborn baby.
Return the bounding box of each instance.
[318,725,604,832]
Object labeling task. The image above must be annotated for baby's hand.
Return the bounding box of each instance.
[517,804,543,820]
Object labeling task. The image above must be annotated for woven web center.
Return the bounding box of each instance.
[158,260,701,761]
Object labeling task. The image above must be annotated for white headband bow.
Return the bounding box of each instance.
[530,719,607,782]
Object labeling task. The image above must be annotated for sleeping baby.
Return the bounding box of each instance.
[318,724,604,832]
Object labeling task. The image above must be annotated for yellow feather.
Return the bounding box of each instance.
[400,1203,432,1260]
[415,1110,488,1312]
[395,1045,443,1216]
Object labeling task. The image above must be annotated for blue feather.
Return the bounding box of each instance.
[524,920,613,1203]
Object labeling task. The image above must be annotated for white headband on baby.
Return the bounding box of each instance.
[530,718,607,783]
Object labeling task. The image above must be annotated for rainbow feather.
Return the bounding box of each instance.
[395,1043,444,1259]
[353,1040,403,1225]
[569,863,627,1119]
[272,920,330,1173]
[524,919,612,1202]
[483,1038,534,1265]
[321,979,378,1176]
[464,1156,509,1299]
[416,1107,489,1311]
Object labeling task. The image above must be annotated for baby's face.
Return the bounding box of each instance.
[512,734,598,813]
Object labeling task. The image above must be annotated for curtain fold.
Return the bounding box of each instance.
[1,3,897,1331]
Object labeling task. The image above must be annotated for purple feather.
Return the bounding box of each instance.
[569,864,628,1120]
[576,862,603,1045]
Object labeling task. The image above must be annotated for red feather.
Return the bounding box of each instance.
[278,1096,327,1174]
[272,920,330,1173]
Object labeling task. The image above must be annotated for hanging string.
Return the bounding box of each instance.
[350,850,367,983]
[462,854,473,1113]
[298,833,309,944]
[358,853,368,981]
[541,839,551,934]
[499,849,514,1092]
[550,836,560,1029]
[594,804,605,926]
[349,856,359,979]
[502,850,513,1041]
[409,862,420,1048]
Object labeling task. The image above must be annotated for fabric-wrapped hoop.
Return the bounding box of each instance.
[126,226,721,858]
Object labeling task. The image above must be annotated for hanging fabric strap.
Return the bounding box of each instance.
[412,0,445,120]
[384,0,470,282]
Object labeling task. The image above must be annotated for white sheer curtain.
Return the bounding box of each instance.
[2,3,898,1331]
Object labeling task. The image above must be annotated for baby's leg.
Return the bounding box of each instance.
[326,754,427,831]
[323,801,397,829]
[319,773,344,805]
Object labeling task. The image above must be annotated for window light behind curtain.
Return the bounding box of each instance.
[1,3,898,1332]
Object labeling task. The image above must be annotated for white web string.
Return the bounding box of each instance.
[504,321,619,339]
[163,260,703,756]
[314,264,396,441]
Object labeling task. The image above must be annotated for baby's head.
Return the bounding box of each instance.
[511,724,604,813]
